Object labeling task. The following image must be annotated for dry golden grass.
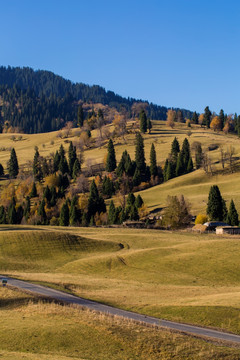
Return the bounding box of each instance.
[0,287,240,359]
[1,226,240,335]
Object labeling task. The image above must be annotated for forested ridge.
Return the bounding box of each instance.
[0,66,192,133]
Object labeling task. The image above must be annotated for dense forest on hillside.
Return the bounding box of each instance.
[0,66,192,133]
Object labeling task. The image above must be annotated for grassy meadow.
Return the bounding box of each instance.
[1,225,240,337]
[1,122,240,357]
[1,287,240,359]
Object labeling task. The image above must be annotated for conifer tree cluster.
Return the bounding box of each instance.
[163,137,193,181]
[206,185,239,225]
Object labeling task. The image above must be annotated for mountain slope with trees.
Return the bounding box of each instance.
[0,66,192,133]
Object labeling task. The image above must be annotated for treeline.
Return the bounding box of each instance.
[0,66,192,133]
[167,106,240,136]
[0,85,77,133]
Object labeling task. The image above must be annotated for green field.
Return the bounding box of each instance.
[1,226,240,338]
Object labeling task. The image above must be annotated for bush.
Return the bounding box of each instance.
[50,216,59,226]
[195,214,208,225]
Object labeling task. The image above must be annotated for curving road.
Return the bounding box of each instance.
[2,275,240,345]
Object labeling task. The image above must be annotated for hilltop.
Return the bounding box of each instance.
[0,65,192,133]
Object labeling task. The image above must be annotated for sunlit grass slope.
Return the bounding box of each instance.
[0,228,122,271]
[2,226,240,335]
[0,287,239,359]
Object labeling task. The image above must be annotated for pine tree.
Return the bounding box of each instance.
[195,143,203,169]
[129,205,139,221]
[9,148,19,178]
[150,143,157,177]
[106,139,116,172]
[69,196,79,226]
[127,193,135,206]
[135,195,143,208]
[203,106,212,128]
[43,185,51,203]
[207,185,225,221]
[166,161,175,180]
[59,156,69,175]
[38,199,47,224]
[219,109,225,131]
[30,182,37,198]
[139,110,147,133]
[72,159,81,180]
[135,133,146,174]
[181,138,190,171]
[33,148,43,181]
[227,199,239,226]
[147,119,152,133]
[102,176,114,198]
[53,150,60,172]
[171,137,180,162]
[192,111,198,124]
[59,201,69,226]
[87,180,106,221]
[23,196,31,220]
[81,212,88,227]
[163,159,169,182]
[68,141,77,177]
[108,200,116,224]
[0,206,6,224]
[187,157,194,173]
[176,152,184,177]
[77,104,84,127]
[8,198,17,224]
[133,168,141,186]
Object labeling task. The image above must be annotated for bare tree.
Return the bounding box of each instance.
[219,146,227,169]
[226,146,237,173]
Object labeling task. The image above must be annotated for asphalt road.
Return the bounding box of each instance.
[2,275,240,345]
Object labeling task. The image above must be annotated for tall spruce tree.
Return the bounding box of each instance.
[192,111,199,124]
[77,104,84,127]
[38,199,47,224]
[8,199,17,224]
[207,185,225,221]
[69,196,79,226]
[68,141,77,177]
[150,143,158,177]
[72,158,81,180]
[139,110,147,133]
[203,106,212,128]
[33,148,43,181]
[106,139,116,172]
[30,182,37,198]
[227,199,239,226]
[195,143,203,169]
[135,133,146,174]
[108,200,116,224]
[87,180,106,221]
[175,152,184,177]
[9,148,19,178]
[59,201,69,226]
[181,138,190,171]
[171,137,180,162]
[219,109,225,131]
[0,205,6,224]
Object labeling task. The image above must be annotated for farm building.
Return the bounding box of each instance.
[216,226,240,235]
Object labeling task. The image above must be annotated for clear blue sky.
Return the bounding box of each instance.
[1,0,240,114]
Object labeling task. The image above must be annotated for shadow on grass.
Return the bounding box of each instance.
[0,297,32,309]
